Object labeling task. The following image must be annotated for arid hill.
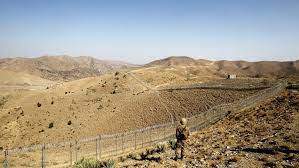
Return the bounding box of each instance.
[119,90,299,168]
[0,55,134,81]
[147,56,299,78]
[0,55,298,167]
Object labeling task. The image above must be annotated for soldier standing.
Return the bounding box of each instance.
[175,118,190,160]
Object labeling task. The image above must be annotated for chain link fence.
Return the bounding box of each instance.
[1,81,287,167]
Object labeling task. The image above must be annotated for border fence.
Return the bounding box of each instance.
[1,81,287,168]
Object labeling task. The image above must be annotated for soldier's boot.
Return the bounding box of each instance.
[175,148,180,160]
[181,147,185,160]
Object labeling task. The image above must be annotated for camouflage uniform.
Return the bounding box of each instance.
[175,118,190,160]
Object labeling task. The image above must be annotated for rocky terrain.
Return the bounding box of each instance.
[0,56,298,167]
[147,56,299,79]
[0,71,262,149]
[0,55,133,82]
[118,90,299,167]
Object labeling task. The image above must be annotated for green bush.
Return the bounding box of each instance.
[155,143,166,153]
[74,158,115,168]
[74,158,100,168]
[168,139,177,150]
[127,153,141,160]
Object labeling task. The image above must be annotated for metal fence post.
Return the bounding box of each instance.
[141,130,144,148]
[75,141,78,163]
[134,132,137,150]
[149,128,152,145]
[99,135,102,159]
[96,137,98,159]
[121,133,124,154]
[96,135,101,160]
[115,135,118,155]
[163,125,166,140]
[69,142,72,167]
[3,150,8,168]
[41,144,46,168]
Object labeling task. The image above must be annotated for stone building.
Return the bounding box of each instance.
[227,74,236,79]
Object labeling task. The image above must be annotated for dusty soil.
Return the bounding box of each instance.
[118,90,299,167]
[0,70,262,149]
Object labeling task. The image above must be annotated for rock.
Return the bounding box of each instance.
[48,122,54,128]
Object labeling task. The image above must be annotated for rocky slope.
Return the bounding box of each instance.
[0,55,133,81]
[147,56,299,78]
[118,90,299,167]
[0,71,261,149]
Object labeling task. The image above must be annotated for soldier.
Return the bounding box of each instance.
[175,118,190,160]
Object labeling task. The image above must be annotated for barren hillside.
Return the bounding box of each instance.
[147,56,299,78]
[0,70,267,149]
[118,90,299,167]
[0,55,133,81]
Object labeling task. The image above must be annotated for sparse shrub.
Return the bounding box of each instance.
[0,96,8,108]
[99,159,115,168]
[48,122,54,128]
[264,161,276,168]
[97,105,103,110]
[68,121,72,125]
[118,156,127,162]
[146,78,154,83]
[127,153,141,160]
[51,101,54,105]
[146,153,161,162]
[74,157,115,168]
[74,157,101,168]
[65,92,68,94]
[168,139,177,150]
[37,102,41,107]
[155,143,166,153]
[115,71,119,76]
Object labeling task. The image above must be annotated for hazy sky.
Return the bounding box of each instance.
[0,0,298,64]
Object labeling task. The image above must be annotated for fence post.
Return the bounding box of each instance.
[121,133,124,154]
[99,135,102,159]
[141,130,144,148]
[134,132,137,150]
[75,141,78,163]
[115,135,118,155]
[149,128,152,145]
[3,150,8,168]
[41,144,46,168]
[96,137,98,159]
[69,142,72,167]
[163,125,166,140]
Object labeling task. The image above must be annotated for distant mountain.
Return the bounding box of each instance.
[147,56,299,78]
[0,55,134,81]
[147,56,200,66]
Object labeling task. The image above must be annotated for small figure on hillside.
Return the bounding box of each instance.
[175,118,190,160]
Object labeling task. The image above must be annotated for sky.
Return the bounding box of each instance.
[0,0,298,64]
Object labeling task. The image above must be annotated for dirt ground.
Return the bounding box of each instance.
[118,90,299,167]
[0,70,265,150]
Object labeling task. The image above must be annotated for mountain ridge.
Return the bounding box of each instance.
[147,56,299,78]
[0,55,134,81]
